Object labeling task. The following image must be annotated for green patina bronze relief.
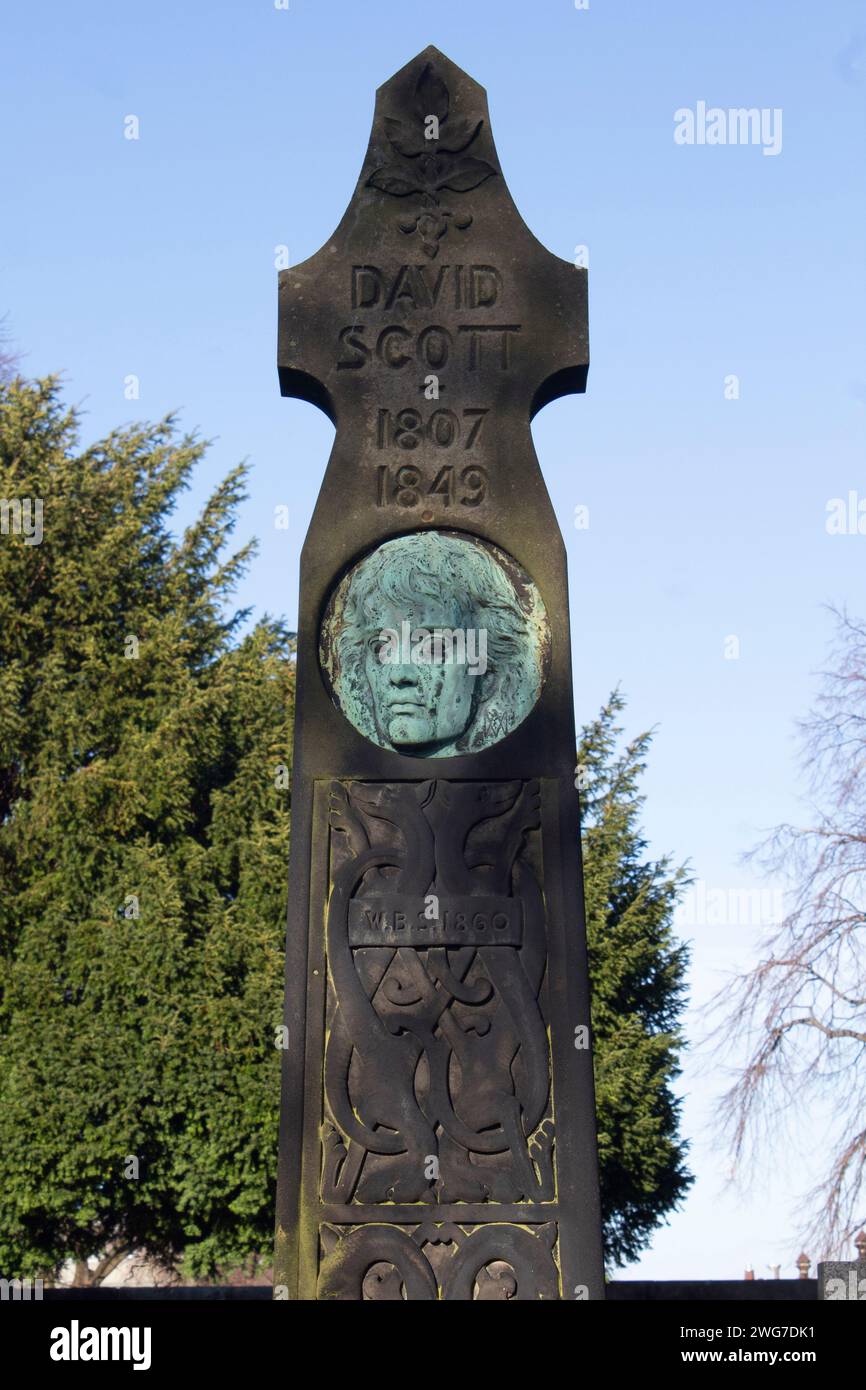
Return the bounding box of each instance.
[319,530,550,757]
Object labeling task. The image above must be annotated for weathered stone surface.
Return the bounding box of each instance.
[275,45,604,1301]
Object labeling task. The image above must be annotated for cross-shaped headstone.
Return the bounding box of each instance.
[275,46,604,1302]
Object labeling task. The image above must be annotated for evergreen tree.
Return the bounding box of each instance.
[579,689,693,1267]
[0,377,293,1282]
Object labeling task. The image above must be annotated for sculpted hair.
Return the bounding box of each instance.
[333,531,543,753]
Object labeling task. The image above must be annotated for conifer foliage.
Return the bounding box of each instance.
[579,691,693,1266]
[0,378,293,1282]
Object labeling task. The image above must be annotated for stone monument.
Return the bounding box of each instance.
[274,45,605,1300]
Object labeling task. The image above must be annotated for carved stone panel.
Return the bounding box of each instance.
[321,779,555,1208]
[318,1222,560,1301]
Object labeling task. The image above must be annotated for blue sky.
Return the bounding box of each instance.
[4,0,865,1279]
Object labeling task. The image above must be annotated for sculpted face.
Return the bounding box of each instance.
[320,531,550,758]
[363,597,477,753]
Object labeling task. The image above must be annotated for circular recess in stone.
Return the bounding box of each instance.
[319,529,550,757]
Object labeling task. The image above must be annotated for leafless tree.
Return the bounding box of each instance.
[0,314,20,381]
[708,606,866,1255]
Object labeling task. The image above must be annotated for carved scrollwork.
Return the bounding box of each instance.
[321,779,555,1206]
[318,1222,560,1301]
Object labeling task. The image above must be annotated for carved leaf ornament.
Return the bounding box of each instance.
[366,62,498,257]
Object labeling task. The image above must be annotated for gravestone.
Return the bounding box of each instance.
[274,45,605,1301]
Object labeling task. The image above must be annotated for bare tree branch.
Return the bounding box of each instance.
[706,606,866,1254]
